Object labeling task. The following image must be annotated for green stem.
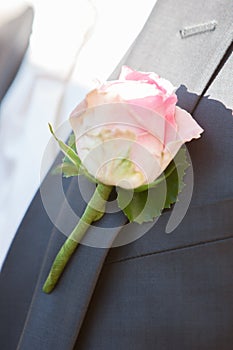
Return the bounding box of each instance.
[43,183,113,293]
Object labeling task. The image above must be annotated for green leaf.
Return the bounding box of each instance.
[164,147,189,209]
[117,147,189,224]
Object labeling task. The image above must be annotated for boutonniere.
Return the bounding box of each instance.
[43,66,203,293]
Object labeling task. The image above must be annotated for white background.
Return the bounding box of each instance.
[0,0,156,269]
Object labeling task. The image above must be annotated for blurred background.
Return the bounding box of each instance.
[0,0,155,268]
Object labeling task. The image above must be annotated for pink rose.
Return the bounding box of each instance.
[70,66,203,189]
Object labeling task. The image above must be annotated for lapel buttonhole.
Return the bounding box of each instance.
[180,20,217,39]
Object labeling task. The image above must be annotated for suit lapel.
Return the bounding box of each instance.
[15,175,127,350]
[1,0,232,349]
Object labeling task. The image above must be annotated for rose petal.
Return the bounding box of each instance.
[175,106,204,142]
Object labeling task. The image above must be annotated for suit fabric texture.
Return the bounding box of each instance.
[0,0,233,349]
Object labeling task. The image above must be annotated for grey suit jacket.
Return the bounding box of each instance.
[0,0,233,349]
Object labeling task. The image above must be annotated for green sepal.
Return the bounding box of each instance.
[49,124,81,169]
[60,134,81,178]
[49,124,97,183]
[52,163,80,178]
